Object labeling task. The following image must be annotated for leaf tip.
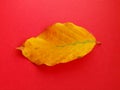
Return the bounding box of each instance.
[16,46,24,51]
[96,41,102,45]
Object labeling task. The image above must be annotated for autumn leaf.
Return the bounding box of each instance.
[18,22,97,66]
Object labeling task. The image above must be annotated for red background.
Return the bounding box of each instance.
[0,0,120,90]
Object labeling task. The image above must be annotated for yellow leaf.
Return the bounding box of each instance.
[18,22,97,66]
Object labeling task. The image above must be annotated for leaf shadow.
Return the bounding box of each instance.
[34,56,90,74]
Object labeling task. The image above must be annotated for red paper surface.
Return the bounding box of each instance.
[0,0,120,90]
